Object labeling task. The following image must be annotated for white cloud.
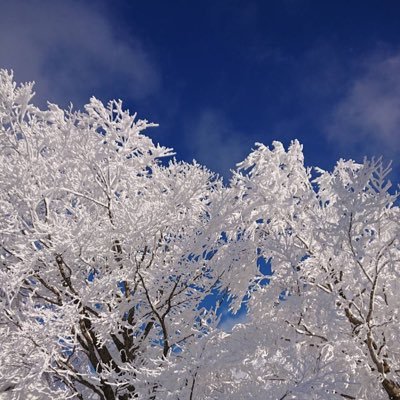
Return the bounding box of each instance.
[187,110,253,179]
[327,52,400,158]
[218,308,247,332]
[0,0,160,107]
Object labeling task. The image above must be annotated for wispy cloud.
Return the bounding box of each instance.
[186,110,254,179]
[0,0,160,107]
[326,51,400,160]
[218,306,247,332]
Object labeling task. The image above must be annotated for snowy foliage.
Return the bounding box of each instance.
[1,71,399,399]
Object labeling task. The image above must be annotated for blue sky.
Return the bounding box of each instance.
[1,0,400,180]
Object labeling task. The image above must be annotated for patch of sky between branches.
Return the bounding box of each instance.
[201,254,272,332]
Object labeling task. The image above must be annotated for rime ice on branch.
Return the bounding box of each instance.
[0,71,399,400]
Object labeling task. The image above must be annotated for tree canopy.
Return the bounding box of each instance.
[1,71,399,399]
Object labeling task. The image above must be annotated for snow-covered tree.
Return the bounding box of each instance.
[195,143,400,399]
[0,71,399,399]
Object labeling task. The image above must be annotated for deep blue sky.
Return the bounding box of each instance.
[1,0,400,181]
